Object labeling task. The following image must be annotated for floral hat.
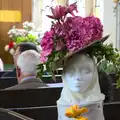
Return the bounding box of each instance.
[5,21,40,55]
[37,2,109,77]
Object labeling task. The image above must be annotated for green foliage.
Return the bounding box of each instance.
[98,60,117,73]
[14,33,39,45]
[88,43,120,88]
[37,50,66,79]
[37,64,44,78]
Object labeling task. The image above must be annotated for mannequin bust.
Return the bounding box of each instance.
[57,53,105,120]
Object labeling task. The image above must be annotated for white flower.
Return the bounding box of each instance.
[4,45,9,51]
[9,48,15,55]
[23,21,35,30]
[9,35,13,38]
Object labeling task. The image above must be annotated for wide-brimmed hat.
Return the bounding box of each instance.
[64,35,110,59]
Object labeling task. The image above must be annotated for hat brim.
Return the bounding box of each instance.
[64,35,110,59]
[54,35,110,70]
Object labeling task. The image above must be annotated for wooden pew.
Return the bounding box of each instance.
[0,71,115,103]
[6,102,120,120]
[112,84,120,101]
[0,75,62,89]
[103,102,120,120]
[0,71,6,77]
[11,106,57,120]
[0,87,62,108]
[0,107,33,120]
[0,77,17,89]
[41,75,62,83]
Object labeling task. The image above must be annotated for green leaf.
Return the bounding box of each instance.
[116,79,120,88]
[37,64,44,78]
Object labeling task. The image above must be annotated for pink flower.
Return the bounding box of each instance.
[63,16,103,52]
[47,2,78,20]
[53,22,65,38]
[67,2,78,16]
[41,30,54,57]
[84,16,103,41]
[47,6,67,20]
[41,50,53,57]
[40,51,48,63]
[41,3,103,56]
[65,30,85,52]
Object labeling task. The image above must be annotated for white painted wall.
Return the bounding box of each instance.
[103,0,116,46]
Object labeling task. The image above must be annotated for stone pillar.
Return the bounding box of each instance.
[55,0,68,6]
[32,0,42,31]
[85,0,93,16]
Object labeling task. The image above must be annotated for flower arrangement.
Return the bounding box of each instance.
[37,2,120,88]
[5,21,39,55]
[7,21,38,44]
[37,2,103,77]
[65,105,88,120]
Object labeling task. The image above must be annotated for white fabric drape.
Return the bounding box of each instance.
[57,55,105,120]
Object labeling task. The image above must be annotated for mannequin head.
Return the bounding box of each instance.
[62,54,95,93]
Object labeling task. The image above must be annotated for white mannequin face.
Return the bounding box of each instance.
[62,54,94,92]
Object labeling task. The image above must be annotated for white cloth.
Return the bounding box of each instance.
[57,56,105,120]
[0,58,4,71]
